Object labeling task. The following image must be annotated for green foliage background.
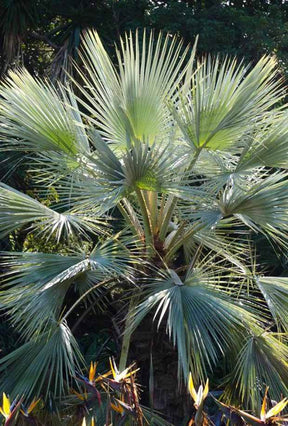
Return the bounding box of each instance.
[0,0,288,77]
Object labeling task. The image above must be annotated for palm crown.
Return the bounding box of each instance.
[1,29,288,413]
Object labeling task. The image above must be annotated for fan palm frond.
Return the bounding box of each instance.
[0,183,105,240]
[75,30,197,148]
[237,112,288,170]
[219,172,288,245]
[230,332,288,411]
[256,276,288,331]
[0,252,91,339]
[0,69,88,155]
[0,321,83,400]
[0,235,137,340]
[174,55,283,152]
[130,268,259,381]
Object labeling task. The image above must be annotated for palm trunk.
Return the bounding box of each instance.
[119,296,138,371]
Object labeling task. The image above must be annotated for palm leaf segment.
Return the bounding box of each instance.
[78,30,195,147]
[130,268,259,381]
[0,30,288,409]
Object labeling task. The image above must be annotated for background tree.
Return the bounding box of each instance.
[1,1,288,78]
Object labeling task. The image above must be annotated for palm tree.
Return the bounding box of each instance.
[0,0,38,71]
[1,29,288,416]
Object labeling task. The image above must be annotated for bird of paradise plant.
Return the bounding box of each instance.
[20,398,41,418]
[0,393,14,424]
[106,358,143,424]
[188,374,209,426]
[215,387,288,425]
[72,360,163,425]
[0,393,40,425]
[0,393,23,425]
[81,416,95,426]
